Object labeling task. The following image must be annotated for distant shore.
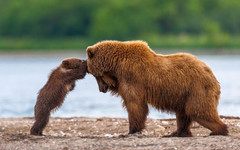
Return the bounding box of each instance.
[0,116,240,149]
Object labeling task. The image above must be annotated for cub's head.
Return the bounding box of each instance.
[62,58,87,69]
[61,58,87,72]
[60,58,87,80]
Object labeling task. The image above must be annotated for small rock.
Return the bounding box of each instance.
[72,130,76,133]
[59,131,65,136]
[162,121,168,125]
[155,125,165,135]
[104,134,113,137]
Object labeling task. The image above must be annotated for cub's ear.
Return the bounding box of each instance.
[87,47,94,59]
[62,60,70,68]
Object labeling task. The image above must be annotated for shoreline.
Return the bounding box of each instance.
[1,116,240,149]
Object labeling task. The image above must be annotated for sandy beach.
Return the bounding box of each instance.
[0,116,240,149]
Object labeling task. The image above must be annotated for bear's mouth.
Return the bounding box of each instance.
[100,83,108,93]
[95,76,109,93]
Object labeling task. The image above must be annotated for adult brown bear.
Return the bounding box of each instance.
[86,40,228,137]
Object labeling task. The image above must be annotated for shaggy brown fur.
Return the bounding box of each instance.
[95,73,117,93]
[30,58,87,136]
[87,40,228,137]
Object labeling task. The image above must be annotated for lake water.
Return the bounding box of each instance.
[0,53,240,119]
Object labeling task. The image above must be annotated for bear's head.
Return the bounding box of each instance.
[86,40,152,77]
[62,58,86,69]
[95,76,109,93]
[94,74,118,93]
[61,57,87,79]
[86,41,120,77]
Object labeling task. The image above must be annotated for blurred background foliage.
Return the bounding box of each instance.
[0,0,240,50]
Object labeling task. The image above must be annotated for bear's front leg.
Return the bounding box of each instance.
[124,99,149,134]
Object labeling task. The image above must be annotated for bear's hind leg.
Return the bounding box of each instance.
[187,98,228,136]
[164,112,193,137]
[31,96,64,135]
[185,93,228,136]
[30,107,50,136]
[194,116,228,136]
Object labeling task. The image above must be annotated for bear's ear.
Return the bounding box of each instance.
[62,60,70,68]
[87,47,94,59]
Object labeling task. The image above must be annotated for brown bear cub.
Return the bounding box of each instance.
[30,58,87,136]
[87,40,228,137]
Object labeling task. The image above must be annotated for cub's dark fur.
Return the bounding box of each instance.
[30,58,87,136]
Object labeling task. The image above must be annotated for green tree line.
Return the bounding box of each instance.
[0,0,240,49]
